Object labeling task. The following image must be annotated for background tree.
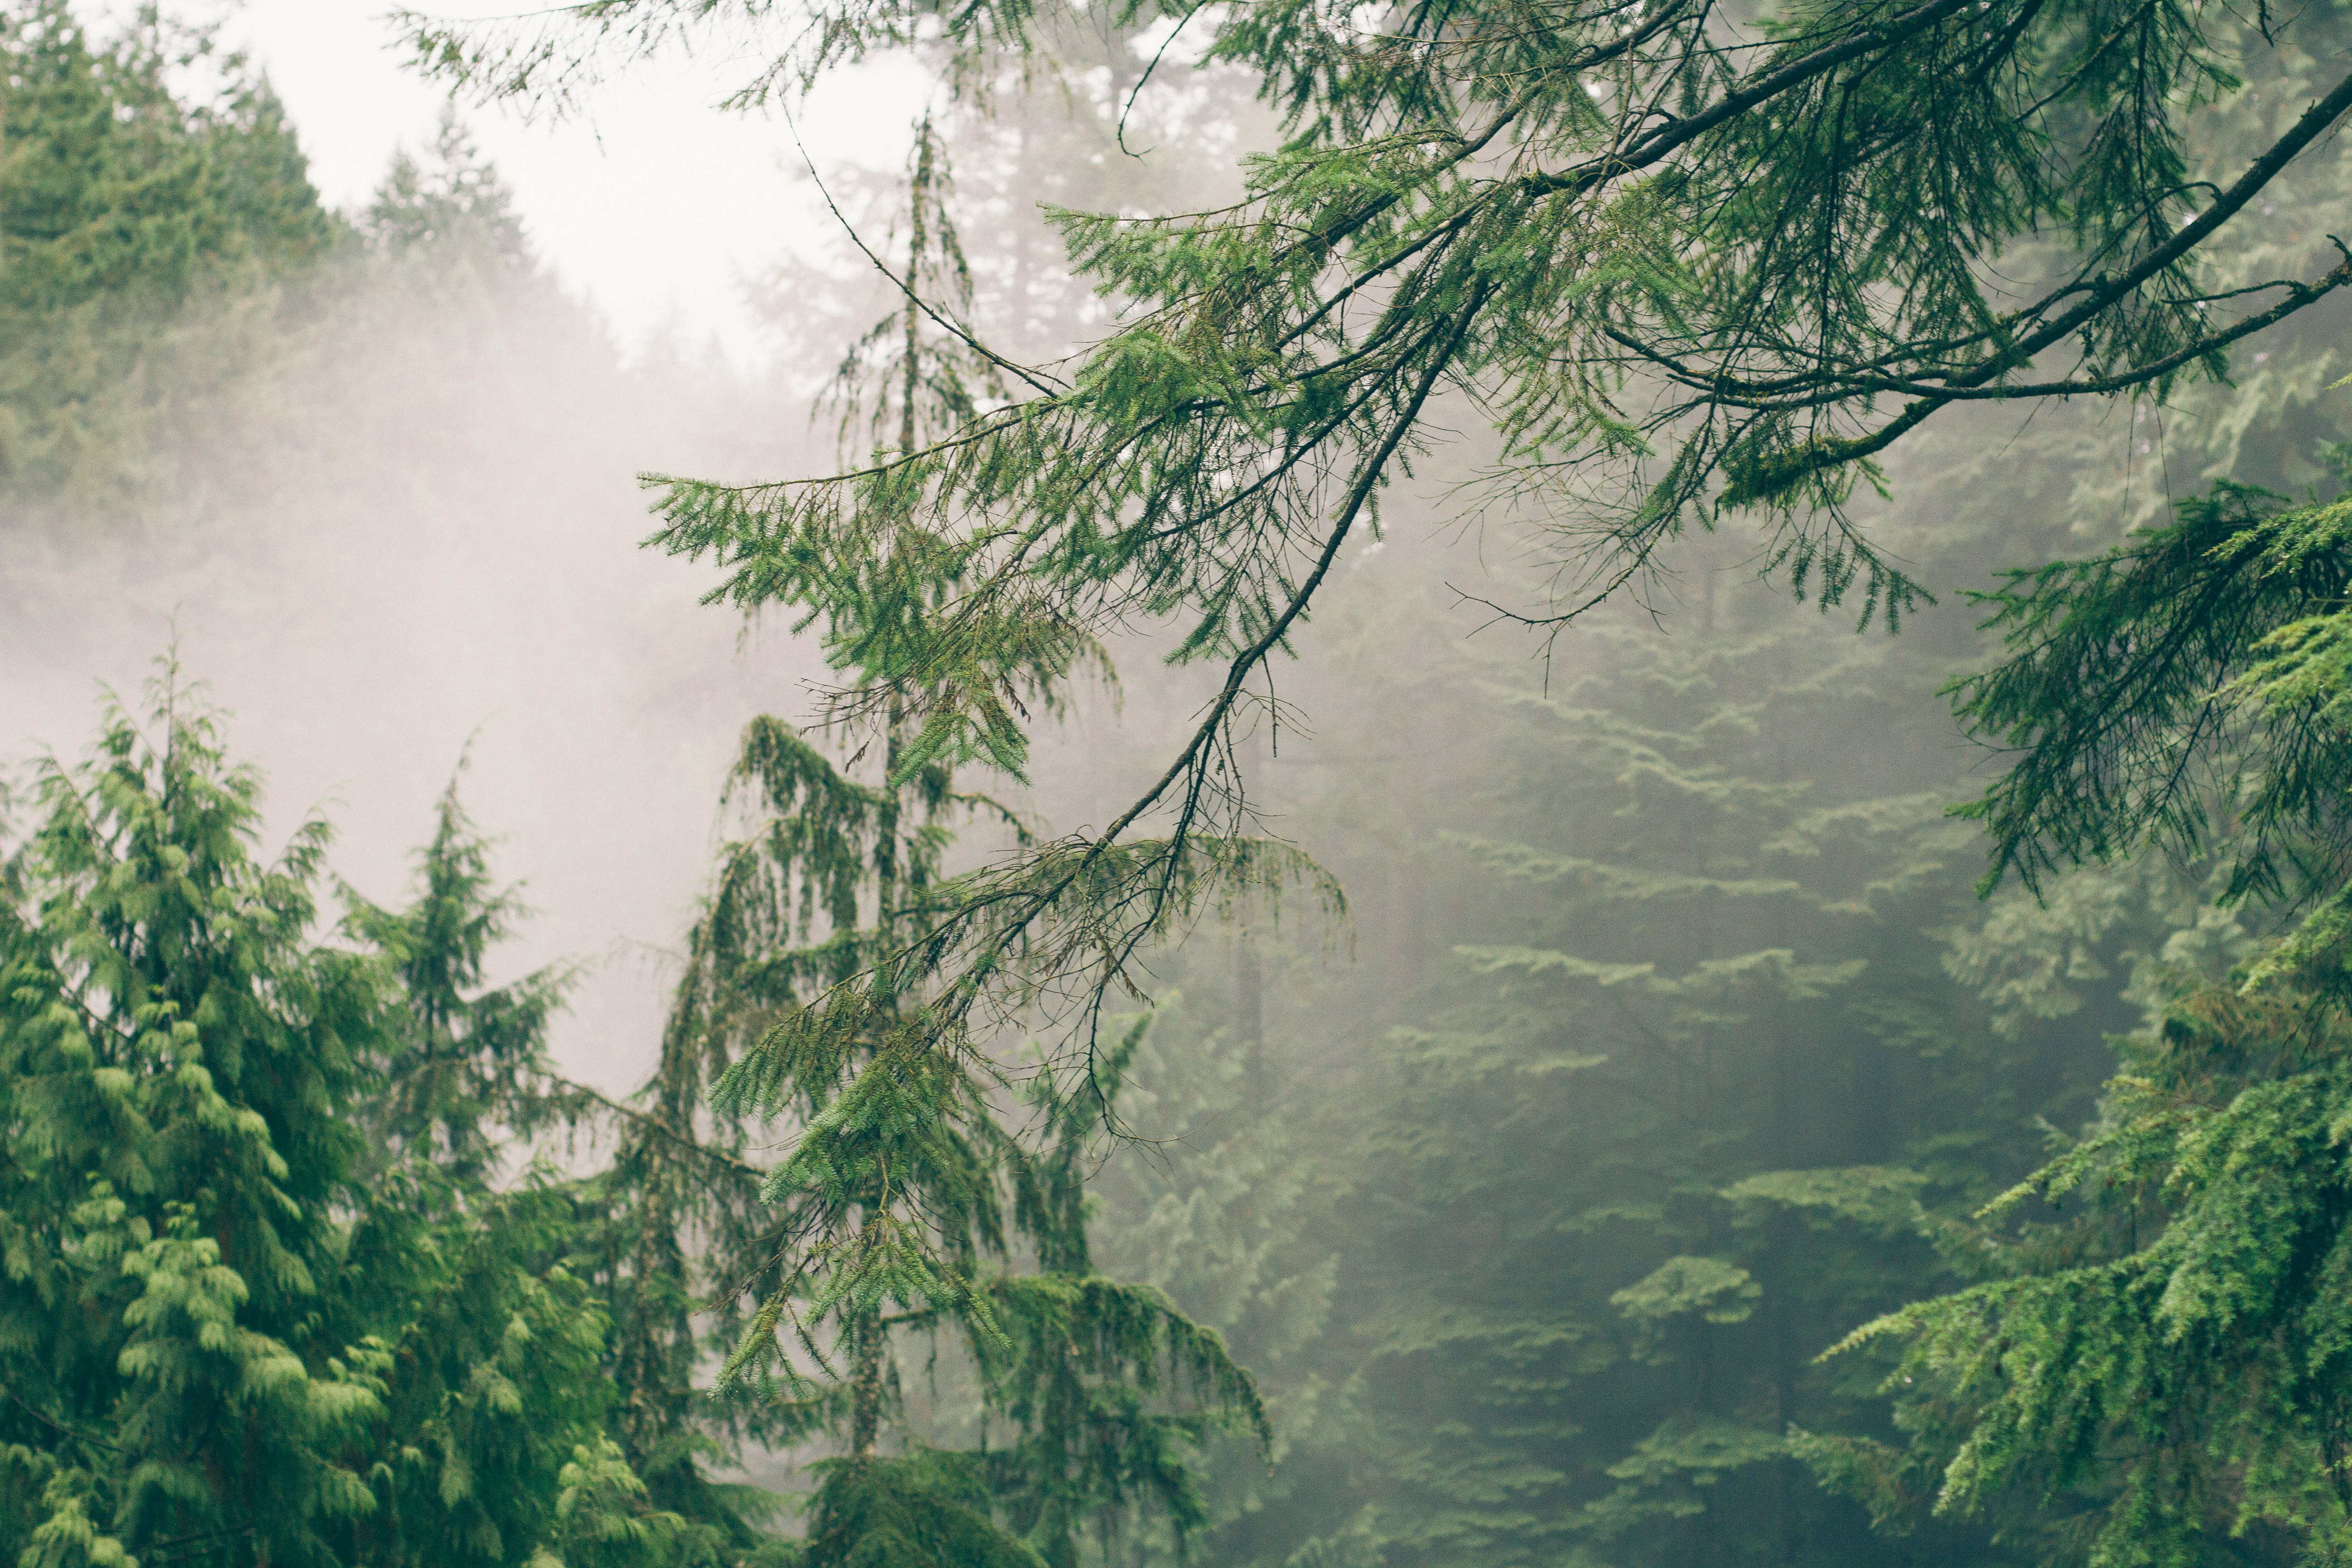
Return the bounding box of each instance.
[0,0,330,511]
[1046,540,2134,1568]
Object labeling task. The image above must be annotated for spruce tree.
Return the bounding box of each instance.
[334,779,656,1568]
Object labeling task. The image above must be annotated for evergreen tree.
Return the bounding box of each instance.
[0,0,331,509]
[1147,576,2062,1568]
[1323,603,1961,1568]
[1802,448,2352,1566]
[0,668,692,1568]
[582,713,1268,1568]
[818,113,1004,460]
[1078,971,1338,1568]
[345,770,568,1178]
[334,778,658,1568]
[0,666,388,1568]
[360,106,535,302]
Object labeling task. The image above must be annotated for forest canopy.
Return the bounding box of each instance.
[392,0,2352,1558]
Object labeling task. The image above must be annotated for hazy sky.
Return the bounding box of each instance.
[223,1,932,355]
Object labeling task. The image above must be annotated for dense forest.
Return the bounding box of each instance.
[8,0,2352,1563]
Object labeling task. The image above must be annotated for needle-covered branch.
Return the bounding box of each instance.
[398,0,2352,1343]
[599,714,1269,1563]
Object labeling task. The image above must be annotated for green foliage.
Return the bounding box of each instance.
[0,1,332,508]
[797,1452,1040,1568]
[618,713,1267,1567]
[49,2,2346,1564]
[0,668,381,1568]
[1792,389,2352,1564]
[0,29,1291,1567]
[0,667,700,1568]
[358,20,2352,1566]
[1294,603,2020,1568]
[388,0,2352,1332]
[1831,960,2352,1565]
[1953,468,2352,906]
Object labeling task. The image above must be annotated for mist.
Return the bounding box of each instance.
[0,168,838,1096]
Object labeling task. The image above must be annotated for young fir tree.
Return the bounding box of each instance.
[332,776,688,1568]
[583,712,1269,1568]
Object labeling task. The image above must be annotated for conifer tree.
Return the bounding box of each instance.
[1798,450,2352,1566]
[0,0,330,508]
[0,668,695,1568]
[586,712,1269,1568]
[1247,582,2040,1568]
[345,771,569,1177]
[333,778,666,1568]
[0,667,388,1568]
[818,113,1004,460]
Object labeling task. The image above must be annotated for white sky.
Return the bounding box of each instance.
[221,0,934,356]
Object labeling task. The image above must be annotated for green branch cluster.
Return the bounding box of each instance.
[392,0,2352,1181]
